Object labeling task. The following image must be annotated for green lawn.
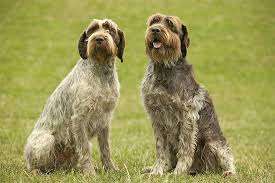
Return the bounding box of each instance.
[0,0,274,182]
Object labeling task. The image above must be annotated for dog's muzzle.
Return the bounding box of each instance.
[148,26,164,49]
[93,35,108,45]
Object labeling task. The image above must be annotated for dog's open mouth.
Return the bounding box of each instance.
[152,39,162,49]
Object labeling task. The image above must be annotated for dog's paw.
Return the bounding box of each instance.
[173,161,188,175]
[223,170,235,177]
[141,166,153,174]
[174,168,187,175]
[80,165,96,175]
[141,165,164,175]
[150,165,164,175]
[83,168,96,176]
[30,169,41,175]
[104,162,119,172]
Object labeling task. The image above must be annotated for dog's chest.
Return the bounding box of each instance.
[81,72,119,134]
[90,76,119,112]
[142,66,191,130]
[143,83,186,130]
[95,82,119,112]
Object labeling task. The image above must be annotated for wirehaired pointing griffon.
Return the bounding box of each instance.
[24,19,125,174]
[141,13,235,176]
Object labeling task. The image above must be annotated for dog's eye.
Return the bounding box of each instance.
[149,17,160,26]
[107,27,116,35]
[166,19,174,27]
[165,19,178,33]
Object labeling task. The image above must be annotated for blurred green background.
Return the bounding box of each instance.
[0,0,274,182]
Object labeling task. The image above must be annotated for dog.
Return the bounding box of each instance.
[141,13,235,176]
[24,19,125,174]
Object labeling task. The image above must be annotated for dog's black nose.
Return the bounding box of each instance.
[95,37,104,43]
[151,28,160,33]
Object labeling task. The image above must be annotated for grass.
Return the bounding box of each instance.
[0,0,274,182]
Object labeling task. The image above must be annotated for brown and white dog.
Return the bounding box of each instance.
[141,13,235,176]
[24,19,125,174]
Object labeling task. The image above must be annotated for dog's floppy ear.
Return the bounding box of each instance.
[78,31,88,59]
[116,29,125,62]
[180,24,190,58]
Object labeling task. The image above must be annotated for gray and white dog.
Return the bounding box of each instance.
[24,19,125,174]
[141,13,235,176]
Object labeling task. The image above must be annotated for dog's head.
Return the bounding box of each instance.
[145,13,190,63]
[78,19,125,63]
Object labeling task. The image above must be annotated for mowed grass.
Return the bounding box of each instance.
[0,0,274,182]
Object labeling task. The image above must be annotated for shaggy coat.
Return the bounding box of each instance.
[142,13,235,176]
[24,19,125,174]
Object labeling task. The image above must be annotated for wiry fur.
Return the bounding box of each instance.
[145,13,188,66]
[142,14,235,176]
[24,19,125,174]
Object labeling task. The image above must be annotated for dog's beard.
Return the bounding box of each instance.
[87,40,116,63]
[145,32,181,64]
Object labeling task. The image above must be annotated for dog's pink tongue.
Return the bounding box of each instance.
[153,42,162,48]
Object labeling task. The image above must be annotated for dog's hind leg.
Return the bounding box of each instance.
[24,130,56,173]
[214,142,235,176]
[203,141,235,176]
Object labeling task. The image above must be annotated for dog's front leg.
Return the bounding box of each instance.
[71,111,95,175]
[148,122,170,175]
[174,119,198,175]
[97,126,118,171]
